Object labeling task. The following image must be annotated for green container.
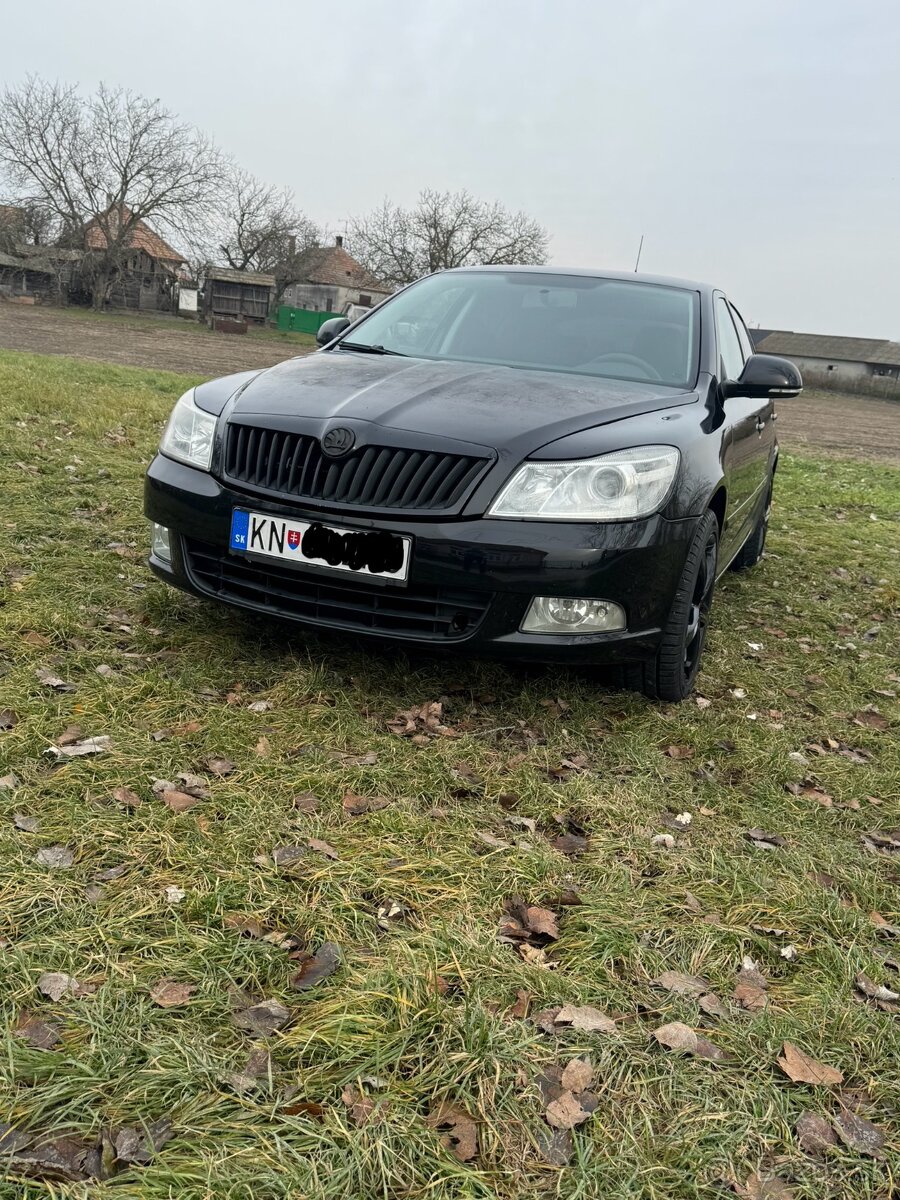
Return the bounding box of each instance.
[276,306,342,334]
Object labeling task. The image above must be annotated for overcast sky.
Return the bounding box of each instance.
[5,0,898,336]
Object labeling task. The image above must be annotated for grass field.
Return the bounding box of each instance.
[1,350,898,1199]
[36,304,318,349]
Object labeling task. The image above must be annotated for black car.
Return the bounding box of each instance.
[145,267,801,700]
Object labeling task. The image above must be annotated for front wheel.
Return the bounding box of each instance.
[622,510,719,702]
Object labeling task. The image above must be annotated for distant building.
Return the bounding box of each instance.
[282,236,390,313]
[204,267,276,326]
[752,330,900,382]
[82,207,188,311]
[0,245,82,302]
[0,207,81,302]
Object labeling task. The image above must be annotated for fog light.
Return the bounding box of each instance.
[150,522,172,563]
[521,596,626,634]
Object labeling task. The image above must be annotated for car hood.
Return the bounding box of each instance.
[226,352,697,461]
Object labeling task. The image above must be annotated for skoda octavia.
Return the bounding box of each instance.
[145,268,801,700]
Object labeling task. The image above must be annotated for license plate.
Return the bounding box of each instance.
[229,510,411,583]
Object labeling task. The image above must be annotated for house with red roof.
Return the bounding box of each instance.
[81,205,188,311]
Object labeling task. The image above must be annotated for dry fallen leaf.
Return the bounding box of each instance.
[149,978,195,1008]
[224,913,266,939]
[35,845,74,869]
[551,832,588,856]
[37,972,91,1000]
[475,830,513,851]
[388,700,457,742]
[663,744,694,760]
[652,1021,727,1061]
[733,957,768,1011]
[308,838,339,860]
[226,1047,272,1094]
[560,1057,594,1092]
[739,1171,795,1199]
[776,1041,843,1086]
[698,992,729,1018]
[499,897,560,945]
[832,1108,885,1157]
[13,812,40,833]
[518,943,557,969]
[870,911,900,939]
[290,942,342,990]
[231,997,291,1037]
[795,1110,839,1154]
[508,989,530,1019]
[535,1126,574,1165]
[45,735,111,759]
[745,828,786,850]
[852,709,888,731]
[112,786,141,808]
[553,1004,617,1034]
[0,772,20,790]
[14,1011,61,1050]
[545,1090,594,1130]
[342,792,390,816]
[652,970,708,996]
[853,972,899,1005]
[341,1084,389,1127]
[426,1102,478,1162]
[0,709,18,731]
[161,790,200,813]
[271,844,306,868]
[203,755,236,776]
[376,897,409,928]
[292,792,320,813]
[861,830,900,855]
[35,667,76,692]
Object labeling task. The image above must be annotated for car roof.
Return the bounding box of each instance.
[442,264,712,294]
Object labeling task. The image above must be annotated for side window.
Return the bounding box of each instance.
[715,296,745,381]
[728,302,755,361]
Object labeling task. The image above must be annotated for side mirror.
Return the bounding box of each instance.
[316,316,351,347]
[724,353,802,400]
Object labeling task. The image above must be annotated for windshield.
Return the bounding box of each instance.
[339,271,699,388]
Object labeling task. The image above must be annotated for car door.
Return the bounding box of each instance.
[730,298,777,475]
[715,295,771,558]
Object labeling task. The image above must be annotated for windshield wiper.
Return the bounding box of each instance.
[337,342,407,356]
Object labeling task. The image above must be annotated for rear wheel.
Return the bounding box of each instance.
[621,510,719,702]
[730,478,772,572]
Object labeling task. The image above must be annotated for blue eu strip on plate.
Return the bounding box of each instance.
[230,510,250,552]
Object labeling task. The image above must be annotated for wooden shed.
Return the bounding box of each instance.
[205,268,275,326]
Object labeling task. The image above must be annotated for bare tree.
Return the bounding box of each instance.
[214,168,321,302]
[0,201,54,250]
[349,189,549,289]
[0,76,225,307]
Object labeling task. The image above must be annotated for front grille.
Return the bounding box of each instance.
[183,539,491,641]
[222,424,488,513]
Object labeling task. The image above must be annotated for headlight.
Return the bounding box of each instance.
[159,389,216,471]
[488,446,680,521]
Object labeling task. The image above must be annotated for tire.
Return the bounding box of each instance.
[621,510,719,702]
[730,477,772,572]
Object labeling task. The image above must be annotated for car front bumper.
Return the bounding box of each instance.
[144,454,700,664]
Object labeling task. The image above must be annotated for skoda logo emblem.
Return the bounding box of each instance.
[321,427,355,457]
